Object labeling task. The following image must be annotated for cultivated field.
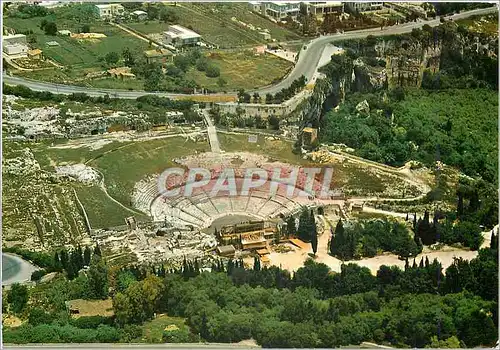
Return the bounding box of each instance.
[127,3,301,48]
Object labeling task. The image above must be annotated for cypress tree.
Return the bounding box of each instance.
[94,244,102,257]
[412,258,417,269]
[425,256,430,268]
[310,212,318,255]
[286,216,296,237]
[404,257,409,270]
[76,245,84,270]
[331,219,346,259]
[60,249,69,270]
[405,212,409,221]
[253,256,261,271]
[311,225,318,256]
[419,257,424,268]
[490,231,498,250]
[83,246,92,267]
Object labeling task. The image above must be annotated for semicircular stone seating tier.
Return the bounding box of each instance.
[140,174,325,229]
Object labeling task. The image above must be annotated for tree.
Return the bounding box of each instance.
[265,93,273,104]
[286,216,296,237]
[237,89,246,103]
[87,255,109,299]
[43,21,57,35]
[104,51,120,65]
[159,7,178,23]
[253,256,261,271]
[173,55,191,72]
[297,209,313,242]
[83,246,92,267]
[217,77,227,88]
[113,274,163,325]
[7,283,29,314]
[80,24,90,33]
[205,65,220,78]
[94,244,101,257]
[311,222,318,255]
[60,249,69,270]
[253,92,260,103]
[268,115,280,130]
[122,47,135,67]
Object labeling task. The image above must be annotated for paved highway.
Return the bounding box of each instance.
[256,6,497,95]
[3,6,497,99]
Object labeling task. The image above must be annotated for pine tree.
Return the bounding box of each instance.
[83,246,92,267]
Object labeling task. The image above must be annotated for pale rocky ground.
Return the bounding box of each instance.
[263,224,495,274]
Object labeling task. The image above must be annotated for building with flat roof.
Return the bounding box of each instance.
[95,3,124,18]
[164,25,201,47]
[264,2,301,20]
[346,2,384,12]
[307,1,344,17]
[144,48,173,64]
[217,245,236,257]
[3,34,27,46]
[3,43,29,57]
[131,10,148,20]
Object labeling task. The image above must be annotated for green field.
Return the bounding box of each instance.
[127,3,300,48]
[75,185,150,229]
[4,16,148,68]
[186,51,293,91]
[86,137,210,206]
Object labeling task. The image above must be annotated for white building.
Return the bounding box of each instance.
[307,1,344,17]
[164,25,201,47]
[346,2,384,12]
[3,34,27,46]
[131,10,148,20]
[94,3,125,19]
[264,2,301,20]
[3,34,28,57]
[3,43,29,56]
[248,1,262,13]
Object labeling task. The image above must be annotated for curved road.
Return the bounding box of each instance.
[3,7,496,99]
